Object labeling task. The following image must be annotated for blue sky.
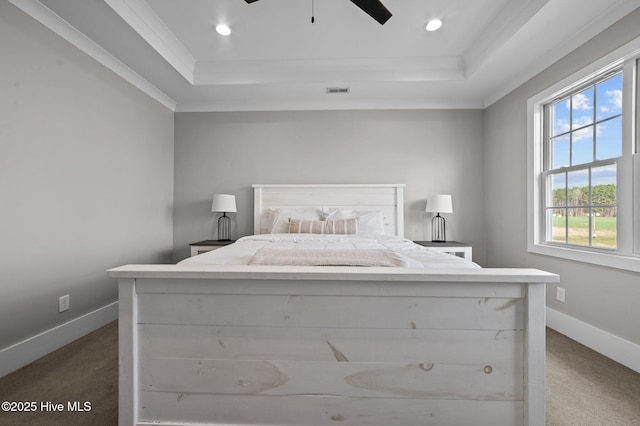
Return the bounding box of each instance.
[550,73,622,169]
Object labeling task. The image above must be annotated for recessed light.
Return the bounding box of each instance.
[425,19,442,32]
[215,24,231,36]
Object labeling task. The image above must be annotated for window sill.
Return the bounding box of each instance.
[529,243,640,273]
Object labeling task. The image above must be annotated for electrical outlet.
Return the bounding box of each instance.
[59,294,70,313]
[556,287,566,303]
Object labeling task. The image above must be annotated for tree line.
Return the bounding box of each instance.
[552,184,616,217]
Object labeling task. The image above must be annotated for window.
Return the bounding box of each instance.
[544,71,622,250]
[527,37,640,272]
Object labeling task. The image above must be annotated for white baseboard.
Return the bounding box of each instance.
[0,302,118,378]
[546,307,640,373]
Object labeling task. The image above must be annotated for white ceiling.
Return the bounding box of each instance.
[13,0,640,111]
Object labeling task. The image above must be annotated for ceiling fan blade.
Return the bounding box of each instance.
[350,0,392,25]
[245,0,391,25]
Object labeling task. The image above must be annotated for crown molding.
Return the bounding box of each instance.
[482,0,640,107]
[104,0,196,84]
[9,0,177,111]
[176,97,484,113]
[463,0,550,78]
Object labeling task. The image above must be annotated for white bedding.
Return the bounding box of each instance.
[180,234,480,269]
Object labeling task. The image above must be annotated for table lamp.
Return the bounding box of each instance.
[211,194,237,241]
[425,194,452,242]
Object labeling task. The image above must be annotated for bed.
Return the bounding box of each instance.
[108,184,558,426]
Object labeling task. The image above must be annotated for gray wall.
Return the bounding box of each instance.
[0,3,174,349]
[174,110,485,263]
[484,8,640,344]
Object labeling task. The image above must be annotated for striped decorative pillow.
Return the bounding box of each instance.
[288,218,358,234]
[328,218,359,234]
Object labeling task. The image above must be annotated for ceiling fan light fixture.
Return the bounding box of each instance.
[425,19,442,32]
[215,24,231,36]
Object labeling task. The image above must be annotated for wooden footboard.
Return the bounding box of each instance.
[108,265,558,426]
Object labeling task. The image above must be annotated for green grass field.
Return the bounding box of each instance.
[552,216,616,248]
[552,216,617,230]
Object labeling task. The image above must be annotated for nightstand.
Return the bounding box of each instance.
[413,241,472,261]
[189,240,235,256]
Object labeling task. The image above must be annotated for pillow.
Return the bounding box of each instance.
[267,208,324,234]
[289,218,358,235]
[324,209,385,235]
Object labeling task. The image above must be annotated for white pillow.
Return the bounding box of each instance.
[324,209,385,235]
[267,208,324,234]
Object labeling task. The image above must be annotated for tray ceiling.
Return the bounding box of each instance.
[12,0,640,111]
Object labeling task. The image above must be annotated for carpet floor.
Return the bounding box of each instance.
[545,328,640,425]
[0,322,639,425]
[0,321,117,426]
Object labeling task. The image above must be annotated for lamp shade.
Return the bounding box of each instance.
[211,194,237,213]
[425,194,453,213]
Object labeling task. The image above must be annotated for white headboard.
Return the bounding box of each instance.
[253,184,405,237]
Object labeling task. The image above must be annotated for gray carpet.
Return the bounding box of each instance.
[0,321,117,426]
[0,322,639,425]
[545,328,640,425]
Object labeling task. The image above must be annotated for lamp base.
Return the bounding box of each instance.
[431,213,446,242]
[217,213,231,241]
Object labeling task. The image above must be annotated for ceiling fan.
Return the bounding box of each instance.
[244,0,392,25]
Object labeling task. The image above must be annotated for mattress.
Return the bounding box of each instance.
[180,234,480,269]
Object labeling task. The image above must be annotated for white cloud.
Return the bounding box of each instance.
[573,116,593,127]
[606,89,622,110]
[554,119,570,134]
[595,123,604,137]
[570,93,592,111]
[573,127,592,142]
[592,165,616,176]
[555,119,604,143]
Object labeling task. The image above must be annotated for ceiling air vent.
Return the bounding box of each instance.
[326,87,350,94]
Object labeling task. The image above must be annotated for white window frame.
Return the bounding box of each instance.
[527,36,640,273]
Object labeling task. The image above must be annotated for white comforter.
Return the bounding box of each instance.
[180,234,480,269]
